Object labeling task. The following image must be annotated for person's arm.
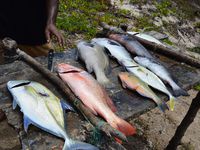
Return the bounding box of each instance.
[45,0,64,46]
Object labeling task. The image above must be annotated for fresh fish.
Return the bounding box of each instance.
[134,56,189,97]
[118,72,168,112]
[108,33,154,59]
[7,80,98,150]
[92,38,176,111]
[76,40,114,88]
[127,31,166,47]
[57,63,136,136]
[91,38,133,62]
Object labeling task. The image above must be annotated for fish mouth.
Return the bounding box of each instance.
[7,80,31,89]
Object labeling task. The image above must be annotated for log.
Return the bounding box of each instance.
[99,22,200,68]
[1,38,127,142]
[165,91,200,150]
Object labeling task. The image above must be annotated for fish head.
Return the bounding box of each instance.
[118,72,129,80]
[7,80,31,90]
[108,34,121,40]
[57,63,83,74]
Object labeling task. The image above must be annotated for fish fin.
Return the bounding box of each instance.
[169,96,176,111]
[96,74,115,89]
[12,98,18,109]
[60,100,75,112]
[86,63,93,73]
[157,101,169,112]
[63,140,99,150]
[173,88,189,97]
[105,64,112,75]
[108,116,136,136]
[74,48,79,61]
[24,115,32,133]
[121,81,127,89]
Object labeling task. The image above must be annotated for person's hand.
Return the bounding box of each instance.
[45,24,65,46]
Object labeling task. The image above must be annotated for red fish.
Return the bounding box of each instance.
[57,63,136,136]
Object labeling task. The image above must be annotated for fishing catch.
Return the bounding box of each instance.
[76,40,114,88]
[57,63,136,136]
[119,72,168,112]
[92,38,176,111]
[108,33,154,59]
[127,31,166,47]
[134,56,188,97]
[7,80,98,150]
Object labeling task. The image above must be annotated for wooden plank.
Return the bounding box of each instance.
[0,48,200,149]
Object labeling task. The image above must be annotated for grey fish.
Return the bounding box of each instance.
[109,34,154,59]
[134,56,189,97]
[77,40,114,88]
[7,80,99,150]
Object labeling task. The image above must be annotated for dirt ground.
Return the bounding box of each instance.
[129,89,199,150]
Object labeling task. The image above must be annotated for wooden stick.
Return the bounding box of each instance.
[99,22,200,68]
[165,91,200,150]
[1,38,127,141]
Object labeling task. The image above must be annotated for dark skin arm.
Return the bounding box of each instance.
[45,0,65,46]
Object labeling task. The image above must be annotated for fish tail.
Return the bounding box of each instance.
[172,87,189,97]
[63,140,99,150]
[108,115,136,136]
[169,96,177,111]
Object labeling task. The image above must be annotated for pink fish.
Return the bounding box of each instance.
[57,63,136,136]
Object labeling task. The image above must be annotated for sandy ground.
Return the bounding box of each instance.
[130,89,199,150]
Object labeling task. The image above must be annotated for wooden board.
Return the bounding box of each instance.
[0,49,200,149]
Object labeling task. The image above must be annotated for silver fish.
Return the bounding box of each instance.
[76,41,114,88]
[108,34,154,59]
[7,80,99,150]
[127,31,166,47]
[134,56,189,97]
[92,38,176,111]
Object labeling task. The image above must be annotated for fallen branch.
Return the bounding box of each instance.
[165,91,200,150]
[99,22,200,68]
[2,38,127,142]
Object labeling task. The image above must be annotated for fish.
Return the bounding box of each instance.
[57,63,136,137]
[7,80,98,150]
[108,33,154,59]
[91,38,133,62]
[127,31,166,47]
[76,40,114,88]
[92,38,176,111]
[134,56,189,97]
[118,72,168,112]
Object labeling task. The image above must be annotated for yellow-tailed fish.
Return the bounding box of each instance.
[7,80,98,150]
[119,72,168,112]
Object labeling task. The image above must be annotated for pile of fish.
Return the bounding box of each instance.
[6,32,189,149]
[76,33,188,111]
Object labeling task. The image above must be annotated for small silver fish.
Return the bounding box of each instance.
[134,56,189,97]
[7,80,99,150]
[77,41,114,88]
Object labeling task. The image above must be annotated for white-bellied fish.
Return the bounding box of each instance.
[119,72,168,112]
[134,56,189,97]
[7,80,98,150]
[127,31,166,47]
[92,38,176,111]
[76,40,114,88]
